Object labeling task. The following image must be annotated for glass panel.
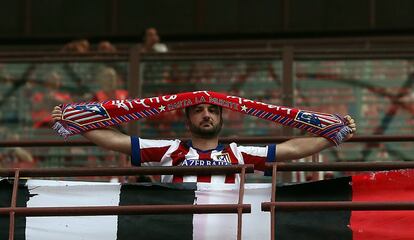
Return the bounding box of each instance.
[139,59,283,138]
[0,61,129,174]
[295,59,414,172]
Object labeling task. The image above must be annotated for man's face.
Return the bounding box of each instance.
[186,104,223,138]
[145,28,160,45]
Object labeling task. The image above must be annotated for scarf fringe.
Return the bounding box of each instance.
[52,121,71,139]
[333,126,352,146]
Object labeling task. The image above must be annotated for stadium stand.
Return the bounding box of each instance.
[0,40,413,181]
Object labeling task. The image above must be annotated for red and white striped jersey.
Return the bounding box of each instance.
[130,136,276,184]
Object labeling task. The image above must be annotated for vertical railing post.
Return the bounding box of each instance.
[237,166,247,240]
[128,44,142,136]
[9,170,20,240]
[311,153,320,181]
[270,164,278,240]
[281,45,294,182]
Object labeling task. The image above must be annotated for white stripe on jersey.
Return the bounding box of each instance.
[229,143,245,164]
[139,138,177,150]
[160,140,180,182]
[139,138,180,182]
[237,145,268,158]
[183,148,199,183]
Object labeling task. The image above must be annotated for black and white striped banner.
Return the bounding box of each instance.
[3,170,413,240]
[0,179,271,240]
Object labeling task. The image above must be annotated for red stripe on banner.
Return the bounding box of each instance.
[351,169,414,240]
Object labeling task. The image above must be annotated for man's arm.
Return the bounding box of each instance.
[51,106,131,155]
[276,115,356,161]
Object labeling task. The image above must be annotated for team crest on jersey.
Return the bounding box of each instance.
[213,153,231,163]
[63,104,111,126]
[295,110,341,130]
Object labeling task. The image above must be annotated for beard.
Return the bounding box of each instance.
[188,119,223,139]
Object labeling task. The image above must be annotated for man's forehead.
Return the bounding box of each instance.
[190,104,219,109]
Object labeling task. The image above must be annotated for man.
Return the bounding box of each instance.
[51,104,356,183]
[140,27,168,53]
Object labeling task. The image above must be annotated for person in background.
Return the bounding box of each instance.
[0,133,35,168]
[61,39,90,53]
[97,41,118,53]
[140,27,168,53]
[32,70,72,128]
[90,66,130,182]
[91,66,128,101]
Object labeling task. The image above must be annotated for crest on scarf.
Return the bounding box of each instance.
[63,104,111,126]
[295,110,341,130]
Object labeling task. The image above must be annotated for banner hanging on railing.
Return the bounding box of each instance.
[0,179,271,240]
[2,169,414,240]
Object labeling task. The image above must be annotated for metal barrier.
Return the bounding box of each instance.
[1,135,414,147]
[1,135,414,239]
[262,161,414,240]
[4,163,414,240]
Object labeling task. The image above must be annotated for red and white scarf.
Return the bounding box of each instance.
[53,91,351,145]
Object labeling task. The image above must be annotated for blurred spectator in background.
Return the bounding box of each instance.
[61,39,90,53]
[0,65,14,88]
[89,66,130,182]
[97,41,117,52]
[31,70,72,128]
[0,147,35,168]
[140,27,168,53]
[91,66,128,101]
[0,133,35,168]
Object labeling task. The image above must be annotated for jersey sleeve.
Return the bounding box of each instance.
[130,136,177,166]
[236,144,276,172]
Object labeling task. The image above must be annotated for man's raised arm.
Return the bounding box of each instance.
[276,115,356,161]
[51,106,132,155]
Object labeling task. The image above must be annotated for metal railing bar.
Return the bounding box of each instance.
[0,51,129,57]
[0,165,255,177]
[0,204,251,216]
[3,47,414,58]
[1,56,129,63]
[1,135,413,148]
[262,202,414,211]
[0,52,129,63]
[265,162,414,171]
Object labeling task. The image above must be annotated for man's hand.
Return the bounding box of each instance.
[51,106,63,123]
[51,105,132,154]
[276,114,357,161]
[343,115,357,142]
